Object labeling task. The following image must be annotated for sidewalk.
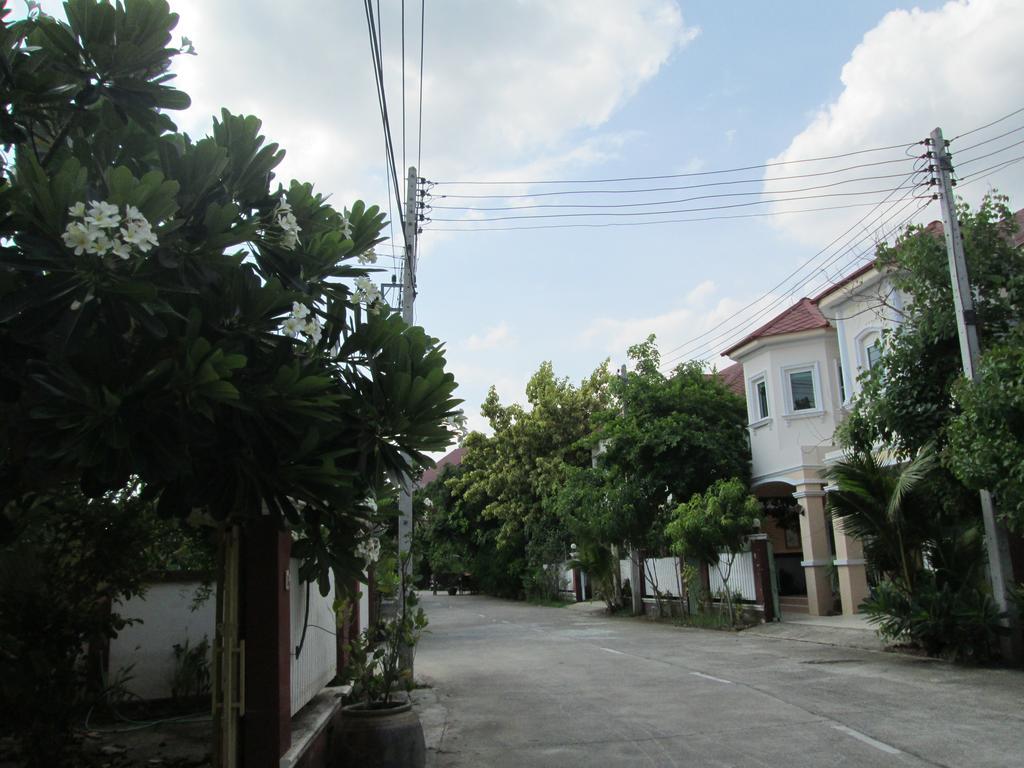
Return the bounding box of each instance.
[744,611,889,652]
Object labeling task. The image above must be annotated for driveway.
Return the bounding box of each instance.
[414,593,1024,768]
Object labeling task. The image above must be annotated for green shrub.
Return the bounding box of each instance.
[863,575,1004,662]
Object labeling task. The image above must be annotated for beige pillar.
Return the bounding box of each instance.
[832,515,869,615]
[794,485,833,616]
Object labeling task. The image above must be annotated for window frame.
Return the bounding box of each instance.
[747,371,771,426]
[780,362,824,417]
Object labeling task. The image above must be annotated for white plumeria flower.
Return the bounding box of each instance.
[340,210,353,240]
[86,200,121,230]
[282,316,305,338]
[62,222,95,255]
[357,248,377,265]
[423,497,434,509]
[125,205,145,222]
[304,318,323,345]
[291,302,310,319]
[68,202,86,218]
[110,239,132,260]
[121,219,158,252]
[353,276,382,305]
[274,199,301,250]
[365,496,378,512]
[355,536,381,566]
[86,232,113,256]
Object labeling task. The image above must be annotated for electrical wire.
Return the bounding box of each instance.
[426,199,912,232]
[950,122,1024,156]
[653,177,929,366]
[430,185,926,222]
[417,0,425,172]
[431,156,920,200]
[948,105,1024,142]
[430,141,920,186]
[668,194,932,364]
[952,138,1024,171]
[662,196,934,366]
[364,0,407,241]
[956,153,1024,187]
[430,171,919,212]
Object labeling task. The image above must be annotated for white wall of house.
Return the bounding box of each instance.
[818,270,906,404]
[109,580,215,700]
[732,329,844,486]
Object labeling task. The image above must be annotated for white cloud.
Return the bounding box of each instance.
[465,322,513,352]
[167,0,697,215]
[581,281,788,365]
[763,0,1024,246]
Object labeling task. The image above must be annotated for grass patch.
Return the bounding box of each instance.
[526,596,572,608]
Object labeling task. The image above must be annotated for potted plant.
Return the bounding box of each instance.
[336,587,429,768]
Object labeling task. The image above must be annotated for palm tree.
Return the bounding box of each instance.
[825,445,938,590]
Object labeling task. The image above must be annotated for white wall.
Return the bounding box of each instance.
[735,330,844,484]
[289,559,337,716]
[619,557,684,597]
[109,580,215,700]
[819,271,905,404]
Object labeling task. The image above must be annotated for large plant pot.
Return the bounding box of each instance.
[333,697,425,768]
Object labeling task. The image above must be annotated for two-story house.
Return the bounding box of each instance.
[722,261,908,617]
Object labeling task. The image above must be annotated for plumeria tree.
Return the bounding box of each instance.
[0,2,459,758]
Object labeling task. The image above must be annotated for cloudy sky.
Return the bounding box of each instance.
[34,0,1024,437]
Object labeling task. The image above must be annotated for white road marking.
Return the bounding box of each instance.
[832,725,902,755]
[501,620,511,624]
[477,613,487,618]
[690,671,733,685]
[600,647,626,655]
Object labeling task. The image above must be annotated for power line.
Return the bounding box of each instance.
[425,199,919,232]
[430,185,927,222]
[663,196,934,366]
[364,0,406,241]
[430,141,919,186]
[652,174,928,365]
[431,156,920,200]
[949,105,1024,142]
[670,194,932,364]
[417,0,425,172]
[401,0,406,176]
[953,138,1024,170]
[957,153,1024,186]
[430,171,919,212]
[951,123,1024,156]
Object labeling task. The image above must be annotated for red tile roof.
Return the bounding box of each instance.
[715,362,746,398]
[722,297,829,356]
[418,446,464,488]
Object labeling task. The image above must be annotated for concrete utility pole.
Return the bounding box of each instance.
[397,166,419,619]
[930,127,1020,661]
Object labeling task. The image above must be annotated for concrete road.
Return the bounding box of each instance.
[414,593,1024,768]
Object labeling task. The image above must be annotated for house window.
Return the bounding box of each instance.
[783,365,819,413]
[836,360,847,404]
[865,340,882,370]
[756,378,769,419]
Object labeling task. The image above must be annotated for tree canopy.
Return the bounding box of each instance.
[839,193,1024,529]
[0,0,461,591]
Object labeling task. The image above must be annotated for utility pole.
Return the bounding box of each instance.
[930,127,1021,661]
[619,363,644,616]
[397,166,419,627]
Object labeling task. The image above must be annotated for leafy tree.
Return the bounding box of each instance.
[0,0,459,585]
[825,446,940,590]
[445,362,614,595]
[948,326,1024,531]
[0,2,459,760]
[665,478,760,625]
[839,194,1023,528]
[596,336,750,551]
